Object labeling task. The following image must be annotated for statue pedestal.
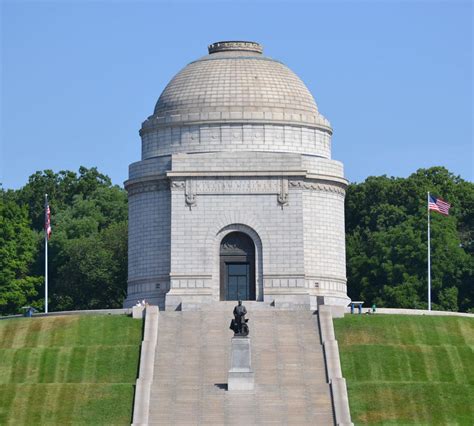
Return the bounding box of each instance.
[228,336,254,391]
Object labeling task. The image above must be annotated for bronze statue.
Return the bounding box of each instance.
[230,300,249,336]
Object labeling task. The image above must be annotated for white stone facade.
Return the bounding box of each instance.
[124,41,350,310]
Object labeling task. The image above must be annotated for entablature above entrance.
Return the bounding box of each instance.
[125,174,347,198]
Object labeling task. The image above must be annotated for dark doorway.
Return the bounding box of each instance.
[220,232,256,301]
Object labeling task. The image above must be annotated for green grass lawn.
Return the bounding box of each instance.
[0,315,142,425]
[334,314,474,425]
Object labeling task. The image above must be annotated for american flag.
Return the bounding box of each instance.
[44,198,52,240]
[429,195,451,216]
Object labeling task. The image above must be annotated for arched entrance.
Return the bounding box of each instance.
[220,232,256,301]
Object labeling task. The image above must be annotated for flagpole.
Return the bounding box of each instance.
[427,191,431,311]
[45,194,48,314]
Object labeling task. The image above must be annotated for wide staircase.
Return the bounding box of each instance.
[148,305,334,425]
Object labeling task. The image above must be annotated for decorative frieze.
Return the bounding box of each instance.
[289,180,346,196]
[195,178,280,194]
[126,179,169,196]
[128,176,346,200]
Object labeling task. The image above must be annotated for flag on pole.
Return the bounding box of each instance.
[44,194,50,313]
[44,198,52,240]
[428,195,451,216]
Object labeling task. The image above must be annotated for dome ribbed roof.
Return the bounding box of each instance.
[148,41,330,130]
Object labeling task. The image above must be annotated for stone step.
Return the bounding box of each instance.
[148,310,334,424]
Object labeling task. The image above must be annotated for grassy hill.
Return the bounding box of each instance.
[334,314,474,425]
[0,315,142,425]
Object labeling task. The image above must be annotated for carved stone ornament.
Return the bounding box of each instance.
[277,178,289,207]
[289,180,346,196]
[195,178,279,194]
[220,232,255,256]
[170,180,185,189]
[185,180,196,207]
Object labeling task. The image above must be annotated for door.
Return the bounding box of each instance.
[226,263,250,300]
[220,232,255,301]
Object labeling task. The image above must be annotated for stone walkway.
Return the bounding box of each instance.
[148,309,334,425]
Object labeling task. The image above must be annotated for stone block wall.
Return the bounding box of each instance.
[125,188,171,308]
[141,123,332,160]
[166,182,306,308]
[125,151,349,309]
[302,188,349,307]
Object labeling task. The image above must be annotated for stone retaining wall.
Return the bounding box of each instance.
[318,305,353,426]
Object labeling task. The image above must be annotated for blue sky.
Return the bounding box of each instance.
[1,0,472,189]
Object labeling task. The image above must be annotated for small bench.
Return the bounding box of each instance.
[349,301,364,314]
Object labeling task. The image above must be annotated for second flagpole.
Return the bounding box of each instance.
[45,194,48,314]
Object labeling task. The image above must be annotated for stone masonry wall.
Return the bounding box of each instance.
[126,189,171,307]
[302,188,348,306]
[141,124,331,159]
[168,183,305,304]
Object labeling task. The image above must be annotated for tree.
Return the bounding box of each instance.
[18,167,112,231]
[51,192,128,311]
[345,167,474,312]
[11,167,128,312]
[0,189,43,314]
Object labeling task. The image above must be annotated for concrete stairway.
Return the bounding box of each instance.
[148,309,334,425]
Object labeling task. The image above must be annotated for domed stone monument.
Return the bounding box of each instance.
[124,41,350,310]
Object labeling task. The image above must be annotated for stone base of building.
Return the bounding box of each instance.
[125,289,351,314]
[164,289,215,311]
[124,293,166,311]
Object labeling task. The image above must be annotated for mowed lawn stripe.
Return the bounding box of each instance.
[346,383,474,425]
[342,343,473,384]
[0,320,22,348]
[335,315,474,424]
[0,315,142,348]
[0,383,136,425]
[38,347,61,383]
[0,315,142,425]
[336,315,474,346]
[0,345,141,384]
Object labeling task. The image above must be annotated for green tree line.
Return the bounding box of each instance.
[0,167,127,314]
[346,167,473,312]
[0,166,472,315]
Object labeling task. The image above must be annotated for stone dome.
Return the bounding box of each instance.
[143,41,331,132]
